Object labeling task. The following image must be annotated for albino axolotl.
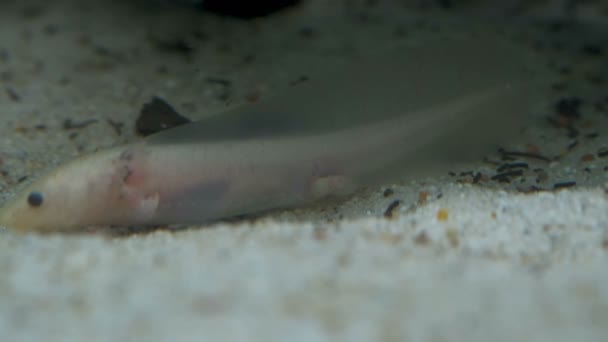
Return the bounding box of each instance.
[0,37,544,232]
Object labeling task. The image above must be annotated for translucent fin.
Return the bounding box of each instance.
[146,36,542,145]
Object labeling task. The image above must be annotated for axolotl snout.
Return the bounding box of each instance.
[0,37,544,232]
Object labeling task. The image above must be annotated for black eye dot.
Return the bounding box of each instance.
[27,192,44,207]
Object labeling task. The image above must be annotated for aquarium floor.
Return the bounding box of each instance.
[0,0,607,341]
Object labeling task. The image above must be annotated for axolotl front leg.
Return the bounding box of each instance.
[111,146,162,224]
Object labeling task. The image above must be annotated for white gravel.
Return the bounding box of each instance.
[0,0,607,341]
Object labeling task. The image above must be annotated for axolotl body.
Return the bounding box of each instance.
[0,38,542,232]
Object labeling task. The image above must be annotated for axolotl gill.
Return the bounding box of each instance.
[0,37,544,232]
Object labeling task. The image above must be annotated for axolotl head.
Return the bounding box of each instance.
[0,147,138,233]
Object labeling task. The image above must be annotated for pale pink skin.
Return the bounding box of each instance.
[0,37,542,232]
[0,84,531,233]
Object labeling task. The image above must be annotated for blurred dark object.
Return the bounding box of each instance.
[136,96,191,137]
[198,0,301,18]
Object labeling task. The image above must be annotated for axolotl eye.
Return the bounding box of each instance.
[27,191,44,207]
